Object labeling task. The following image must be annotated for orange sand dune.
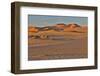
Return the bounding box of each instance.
[28,26,38,32]
[28,23,88,60]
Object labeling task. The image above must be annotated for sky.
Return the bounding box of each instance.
[28,15,88,27]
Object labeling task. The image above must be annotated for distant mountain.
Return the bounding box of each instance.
[55,23,66,28]
[63,23,81,32]
[66,23,81,28]
[28,23,87,33]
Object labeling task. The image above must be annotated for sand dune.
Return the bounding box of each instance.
[28,23,88,60]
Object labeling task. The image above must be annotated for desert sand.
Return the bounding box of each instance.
[28,23,88,60]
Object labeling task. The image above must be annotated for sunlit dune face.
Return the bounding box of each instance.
[28,26,38,32]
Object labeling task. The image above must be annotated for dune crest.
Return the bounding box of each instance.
[28,23,87,33]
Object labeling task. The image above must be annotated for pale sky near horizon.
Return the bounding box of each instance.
[28,15,88,27]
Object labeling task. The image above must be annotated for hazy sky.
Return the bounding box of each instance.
[28,15,88,27]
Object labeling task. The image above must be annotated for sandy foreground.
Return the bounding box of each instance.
[28,32,88,60]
